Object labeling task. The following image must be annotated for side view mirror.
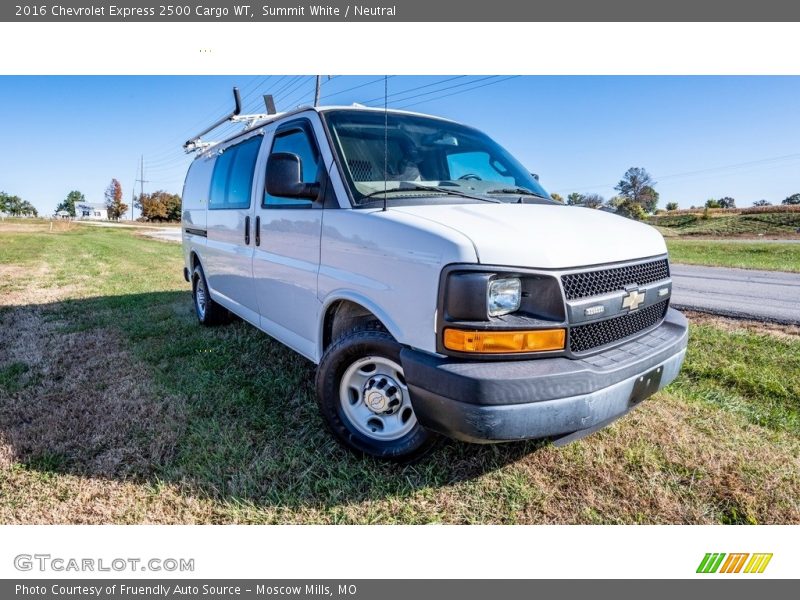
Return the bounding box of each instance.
[266,152,320,200]
[531,173,540,181]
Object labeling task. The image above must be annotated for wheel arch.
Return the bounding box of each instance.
[189,249,203,272]
[319,293,403,359]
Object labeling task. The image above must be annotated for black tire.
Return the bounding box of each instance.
[191,263,229,326]
[315,325,437,462]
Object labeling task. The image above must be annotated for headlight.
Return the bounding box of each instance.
[487,277,521,317]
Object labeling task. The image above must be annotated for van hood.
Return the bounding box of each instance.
[389,203,667,269]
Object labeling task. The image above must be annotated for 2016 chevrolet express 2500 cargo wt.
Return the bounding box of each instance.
[181,93,688,461]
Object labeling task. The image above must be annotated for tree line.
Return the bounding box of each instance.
[0,192,38,217]
[551,167,659,220]
[551,167,800,216]
[52,179,182,222]
[669,193,799,211]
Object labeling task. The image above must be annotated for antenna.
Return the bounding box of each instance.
[383,75,388,212]
[313,75,332,106]
[314,75,322,107]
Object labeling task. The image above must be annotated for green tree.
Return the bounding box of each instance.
[782,193,800,205]
[613,199,647,220]
[19,200,38,217]
[705,198,721,209]
[718,196,736,209]
[0,192,37,216]
[550,192,564,203]
[614,167,659,214]
[566,192,585,206]
[0,191,12,214]
[753,199,771,207]
[665,202,679,211]
[104,178,128,220]
[55,190,85,217]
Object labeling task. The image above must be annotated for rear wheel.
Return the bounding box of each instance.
[315,325,436,462]
[191,263,228,326]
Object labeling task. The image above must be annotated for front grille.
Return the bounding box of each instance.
[561,258,670,300]
[569,300,669,353]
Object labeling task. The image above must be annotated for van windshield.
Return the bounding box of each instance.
[323,110,552,206]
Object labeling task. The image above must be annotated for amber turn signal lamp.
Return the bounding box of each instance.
[443,328,566,354]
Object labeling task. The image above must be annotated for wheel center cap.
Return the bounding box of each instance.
[366,391,387,412]
[363,375,402,415]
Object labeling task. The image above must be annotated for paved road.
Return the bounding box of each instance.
[671,264,800,324]
[80,221,797,324]
[74,220,182,243]
[140,227,182,242]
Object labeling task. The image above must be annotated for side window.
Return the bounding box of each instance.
[209,135,262,210]
[446,151,515,185]
[264,124,320,208]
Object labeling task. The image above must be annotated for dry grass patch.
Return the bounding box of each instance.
[0,305,185,481]
[0,263,83,307]
[501,393,800,524]
[684,310,800,339]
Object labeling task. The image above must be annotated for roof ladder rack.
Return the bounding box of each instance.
[184,89,283,153]
[184,87,243,152]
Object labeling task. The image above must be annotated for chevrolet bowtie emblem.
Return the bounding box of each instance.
[622,289,646,311]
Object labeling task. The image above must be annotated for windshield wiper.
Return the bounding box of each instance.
[361,183,500,203]
[485,186,548,199]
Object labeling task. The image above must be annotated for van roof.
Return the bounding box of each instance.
[191,105,460,158]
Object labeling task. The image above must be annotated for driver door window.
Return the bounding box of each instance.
[264,126,320,208]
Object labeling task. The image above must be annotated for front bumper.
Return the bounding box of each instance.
[400,308,689,443]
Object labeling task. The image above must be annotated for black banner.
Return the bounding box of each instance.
[4,580,800,599]
[4,0,800,22]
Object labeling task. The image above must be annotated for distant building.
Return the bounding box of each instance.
[55,210,71,219]
[75,202,107,220]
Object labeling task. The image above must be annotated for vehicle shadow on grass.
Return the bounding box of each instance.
[0,291,547,517]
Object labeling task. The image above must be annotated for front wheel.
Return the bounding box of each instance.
[315,326,436,462]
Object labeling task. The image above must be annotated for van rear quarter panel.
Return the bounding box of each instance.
[318,208,478,357]
[181,154,214,267]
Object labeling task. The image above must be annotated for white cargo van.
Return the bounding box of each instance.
[181,90,688,461]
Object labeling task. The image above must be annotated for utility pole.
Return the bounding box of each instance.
[135,155,149,221]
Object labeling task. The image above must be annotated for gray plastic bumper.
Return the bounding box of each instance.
[400,308,689,443]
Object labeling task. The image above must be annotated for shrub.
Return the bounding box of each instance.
[740,205,800,215]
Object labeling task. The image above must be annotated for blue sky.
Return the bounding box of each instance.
[1,75,798,217]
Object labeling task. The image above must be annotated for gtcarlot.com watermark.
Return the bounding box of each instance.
[14,554,195,573]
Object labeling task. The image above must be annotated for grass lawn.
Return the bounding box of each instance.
[1,222,799,524]
[667,239,800,272]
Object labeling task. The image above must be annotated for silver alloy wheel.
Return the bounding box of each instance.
[339,355,417,441]
[195,275,207,320]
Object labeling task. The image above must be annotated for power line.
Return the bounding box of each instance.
[281,77,321,109]
[396,76,520,110]
[320,76,395,102]
[553,152,800,193]
[142,76,276,161]
[358,76,467,105]
[391,76,509,108]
